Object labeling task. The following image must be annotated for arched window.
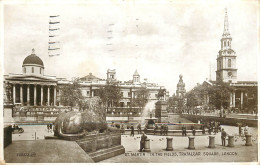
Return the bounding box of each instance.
[32,67,34,73]
[228,59,231,67]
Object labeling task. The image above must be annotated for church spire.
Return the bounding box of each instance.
[222,8,231,38]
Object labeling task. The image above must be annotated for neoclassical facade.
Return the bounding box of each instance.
[3,49,168,121]
[4,49,58,107]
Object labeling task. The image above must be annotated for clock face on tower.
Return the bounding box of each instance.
[228,72,233,77]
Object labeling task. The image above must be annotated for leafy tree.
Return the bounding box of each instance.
[133,87,149,111]
[60,77,85,109]
[208,82,234,109]
[98,81,121,111]
[186,91,198,109]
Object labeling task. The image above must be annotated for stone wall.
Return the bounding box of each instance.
[181,114,257,127]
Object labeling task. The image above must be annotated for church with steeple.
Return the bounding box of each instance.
[187,9,257,111]
[216,9,237,83]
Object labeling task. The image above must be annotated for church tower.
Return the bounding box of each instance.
[176,74,186,98]
[216,9,237,83]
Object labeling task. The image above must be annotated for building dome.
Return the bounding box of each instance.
[23,49,44,67]
[22,49,45,76]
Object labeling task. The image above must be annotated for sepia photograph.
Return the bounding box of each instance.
[1,0,258,164]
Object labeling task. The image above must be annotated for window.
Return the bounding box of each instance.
[224,41,226,47]
[40,68,42,74]
[32,67,34,73]
[128,92,131,97]
[24,67,26,73]
[228,59,231,67]
[121,92,123,97]
[87,91,90,96]
[228,41,230,46]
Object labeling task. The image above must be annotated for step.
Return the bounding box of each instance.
[88,145,125,162]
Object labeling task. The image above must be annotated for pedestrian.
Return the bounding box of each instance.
[238,124,242,136]
[139,132,147,152]
[47,123,50,133]
[160,124,164,135]
[221,128,227,146]
[164,124,168,135]
[121,124,125,135]
[244,125,249,135]
[208,126,212,135]
[182,126,187,136]
[154,124,158,135]
[202,125,205,134]
[130,124,135,137]
[192,128,196,136]
[49,123,53,133]
[137,123,141,134]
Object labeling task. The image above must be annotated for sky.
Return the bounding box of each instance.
[2,0,258,95]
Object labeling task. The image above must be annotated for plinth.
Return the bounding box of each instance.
[188,136,195,150]
[155,101,168,123]
[227,135,234,147]
[245,134,252,146]
[166,137,173,151]
[208,136,215,148]
[143,138,151,152]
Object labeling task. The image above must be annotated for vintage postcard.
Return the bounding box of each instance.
[0,0,258,164]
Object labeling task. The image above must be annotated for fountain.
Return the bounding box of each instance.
[140,101,158,128]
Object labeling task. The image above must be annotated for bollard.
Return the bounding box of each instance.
[227,135,234,147]
[245,134,252,146]
[166,137,173,151]
[188,136,195,150]
[143,138,151,152]
[208,136,215,148]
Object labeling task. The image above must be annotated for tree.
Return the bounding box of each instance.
[208,82,234,109]
[133,87,149,111]
[186,91,198,109]
[98,81,121,111]
[60,77,85,109]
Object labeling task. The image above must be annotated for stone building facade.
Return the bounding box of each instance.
[3,49,168,121]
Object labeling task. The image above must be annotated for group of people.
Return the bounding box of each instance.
[205,120,221,135]
[153,124,168,135]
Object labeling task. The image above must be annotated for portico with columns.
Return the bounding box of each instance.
[7,81,57,106]
[4,49,59,107]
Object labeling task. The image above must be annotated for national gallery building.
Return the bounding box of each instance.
[3,49,168,122]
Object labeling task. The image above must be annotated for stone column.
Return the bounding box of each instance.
[230,93,232,107]
[233,92,236,107]
[27,84,30,106]
[245,134,252,146]
[208,136,215,148]
[34,84,37,106]
[166,137,173,151]
[188,136,195,149]
[20,84,23,105]
[47,86,50,106]
[241,92,243,109]
[54,86,57,106]
[143,138,151,152]
[227,135,234,147]
[41,85,43,106]
[13,84,16,104]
